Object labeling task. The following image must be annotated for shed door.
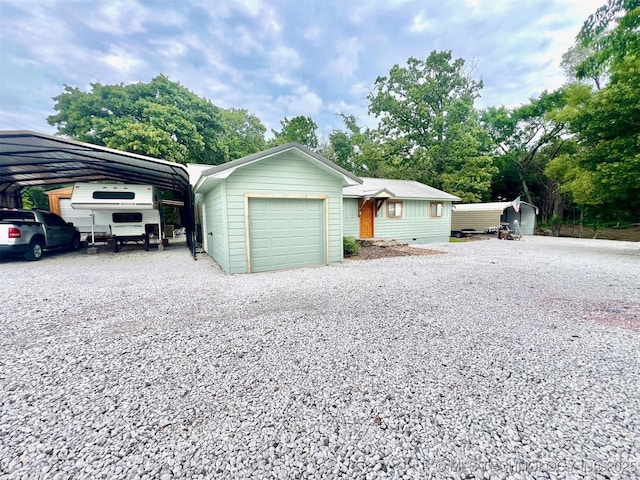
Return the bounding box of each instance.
[248,198,325,273]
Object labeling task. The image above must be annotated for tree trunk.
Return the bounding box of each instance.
[516,168,533,204]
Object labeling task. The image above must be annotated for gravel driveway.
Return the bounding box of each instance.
[1,237,639,479]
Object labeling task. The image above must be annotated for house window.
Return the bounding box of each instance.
[430,202,443,218]
[387,201,403,219]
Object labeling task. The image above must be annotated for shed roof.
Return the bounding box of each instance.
[193,142,362,192]
[343,177,460,201]
[0,130,192,207]
[453,201,538,213]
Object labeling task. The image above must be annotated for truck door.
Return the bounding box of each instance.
[41,212,71,247]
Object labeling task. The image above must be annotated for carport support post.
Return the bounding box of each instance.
[90,211,95,245]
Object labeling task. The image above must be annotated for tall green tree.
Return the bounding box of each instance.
[547,0,640,223]
[269,116,319,150]
[576,0,640,82]
[325,114,381,176]
[481,90,568,213]
[47,75,259,165]
[366,51,495,201]
[218,108,267,160]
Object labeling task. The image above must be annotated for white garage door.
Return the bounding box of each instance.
[248,197,325,273]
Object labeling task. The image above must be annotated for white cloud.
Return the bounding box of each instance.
[348,0,413,24]
[271,72,298,87]
[83,0,148,34]
[261,6,282,34]
[409,11,433,33]
[461,0,511,18]
[149,38,189,58]
[233,0,263,17]
[100,47,145,74]
[275,87,323,117]
[304,26,322,41]
[329,37,362,78]
[231,25,264,54]
[0,0,615,138]
[269,45,302,69]
[350,82,370,97]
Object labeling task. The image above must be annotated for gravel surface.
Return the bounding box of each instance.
[1,236,639,479]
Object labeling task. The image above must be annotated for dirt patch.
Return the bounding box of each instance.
[589,301,640,332]
[346,244,445,261]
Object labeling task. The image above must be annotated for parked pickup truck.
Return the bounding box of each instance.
[0,209,80,261]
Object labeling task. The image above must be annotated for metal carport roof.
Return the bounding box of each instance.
[0,130,195,254]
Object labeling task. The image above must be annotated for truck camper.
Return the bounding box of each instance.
[69,183,163,252]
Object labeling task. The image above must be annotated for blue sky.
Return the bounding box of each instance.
[0,0,603,140]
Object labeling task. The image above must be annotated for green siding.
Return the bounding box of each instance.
[249,198,325,272]
[203,183,229,272]
[203,151,344,274]
[344,197,452,243]
[372,199,453,243]
[343,198,359,238]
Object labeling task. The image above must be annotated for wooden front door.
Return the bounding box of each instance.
[359,199,374,238]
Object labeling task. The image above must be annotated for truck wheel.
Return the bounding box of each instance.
[69,234,80,251]
[455,231,464,238]
[24,239,44,261]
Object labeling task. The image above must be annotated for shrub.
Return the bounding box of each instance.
[343,236,359,256]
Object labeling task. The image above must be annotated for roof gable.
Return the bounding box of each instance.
[193,143,361,192]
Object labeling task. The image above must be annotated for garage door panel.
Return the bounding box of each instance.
[248,198,325,272]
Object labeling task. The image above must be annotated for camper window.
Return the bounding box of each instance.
[93,191,136,200]
[113,212,143,223]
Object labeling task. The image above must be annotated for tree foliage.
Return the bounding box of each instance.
[269,116,319,150]
[576,0,640,80]
[481,90,569,215]
[365,51,495,201]
[48,75,268,165]
[548,0,640,222]
[218,108,267,159]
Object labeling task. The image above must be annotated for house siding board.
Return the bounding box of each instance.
[343,198,360,238]
[373,199,452,243]
[222,152,343,274]
[203,183,230,272]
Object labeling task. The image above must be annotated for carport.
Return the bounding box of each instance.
[0,130,196,255]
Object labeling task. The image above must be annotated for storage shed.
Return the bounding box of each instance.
[343,178,460,243]
[452,201,539,235]
[192,143,361,274]
[46,186,73,215]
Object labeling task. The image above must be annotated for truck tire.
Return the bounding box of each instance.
[69,234,80,251]
[455,231,464,238]
[24,239,44,261]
